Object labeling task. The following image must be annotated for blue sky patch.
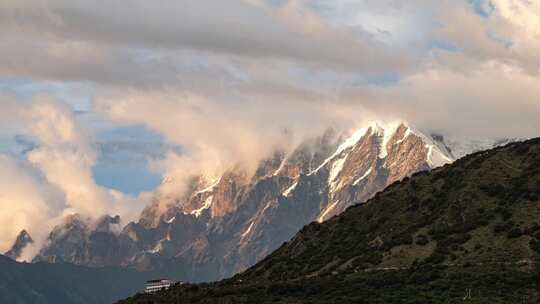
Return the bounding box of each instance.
[93,125,180,195]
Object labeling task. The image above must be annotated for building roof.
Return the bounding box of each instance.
[146,279,174,283]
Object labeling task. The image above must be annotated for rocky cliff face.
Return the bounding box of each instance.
[4,230,33,261]
[33,122,454,281]
[35,214,135,266]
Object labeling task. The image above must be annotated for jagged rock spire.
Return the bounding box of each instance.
[4,230,33,261]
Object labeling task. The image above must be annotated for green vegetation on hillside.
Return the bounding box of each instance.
[118,138,540,304]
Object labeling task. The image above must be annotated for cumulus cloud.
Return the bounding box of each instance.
[0,99,148,257]
[349,61,540,139]
[94,90,370,197]
[0,155,60,253]
[430,0,540,74]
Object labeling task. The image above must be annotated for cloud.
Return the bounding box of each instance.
[0,155,61,254]
[431,0,540,74]
[25,101,147,220]
[94,90,364,195]
[0,0,411,87]
[342,61,540,139]
[0,99,148,258]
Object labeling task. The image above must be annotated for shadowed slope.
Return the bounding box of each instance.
[0,255,149,304]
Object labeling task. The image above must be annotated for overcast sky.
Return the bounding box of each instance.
[1,0,539,253]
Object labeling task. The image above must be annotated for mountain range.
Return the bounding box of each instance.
[14,122,457,282]
[2,121,531,303]
[7,122,514,280]
[118,137,540,303]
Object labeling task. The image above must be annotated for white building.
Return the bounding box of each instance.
[144,279,178,293]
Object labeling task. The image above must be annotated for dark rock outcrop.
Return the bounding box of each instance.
[4,230,33,261]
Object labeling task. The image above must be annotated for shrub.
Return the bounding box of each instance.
[415,235,429,246]
[507,228,523,239]
[493,221,514,234]
[530,240,540,254]
[495,207,513,221]
[424,253,445,265]
[392,234,413,246]
[481,184,505,197]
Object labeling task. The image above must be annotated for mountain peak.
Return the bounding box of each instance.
[95,215,122,233]
[4,229,34,261]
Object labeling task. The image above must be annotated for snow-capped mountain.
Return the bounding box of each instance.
[443,137,520,159]
[32,121,455,281]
